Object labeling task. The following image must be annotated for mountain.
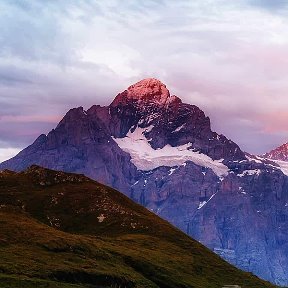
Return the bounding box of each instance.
[262,143,288,176]
[264,142,288,161]
[1,78,288,285]
[0,165,276,288]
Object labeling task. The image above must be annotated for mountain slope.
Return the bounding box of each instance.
[262,142,288,177]
[264,142,288,161]
[1,78,288,285]
[0,166,276,288]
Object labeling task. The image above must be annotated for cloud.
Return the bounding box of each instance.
[248,0,288,11]
[0,148,22,163]
[1,0,288,157]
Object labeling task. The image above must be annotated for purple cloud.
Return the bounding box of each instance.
[1,0,288,161]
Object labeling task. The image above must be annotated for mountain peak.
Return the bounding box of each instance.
[127,78,170,103]
[264,142,288,161]
[111,78,170,106]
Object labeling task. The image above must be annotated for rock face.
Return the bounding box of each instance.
[1,78,288,285]
[265,142,288,161]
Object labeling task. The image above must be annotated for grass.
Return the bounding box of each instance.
[0,166,279,288]
[0,274,89,288]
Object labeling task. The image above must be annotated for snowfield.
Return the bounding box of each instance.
[113,126,229,177]
[246,154,288,176]
[272,160,288,176]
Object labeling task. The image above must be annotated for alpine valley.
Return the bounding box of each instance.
[1,78,288,286]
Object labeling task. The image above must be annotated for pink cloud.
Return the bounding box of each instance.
[255,112,288,133]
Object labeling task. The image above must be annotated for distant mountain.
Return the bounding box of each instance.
[1,78,288,285]
[261,142,288,176]
[264,142,288,161]
[0,165,275,288]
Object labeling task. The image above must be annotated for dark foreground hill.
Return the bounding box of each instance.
[0,166,275,288]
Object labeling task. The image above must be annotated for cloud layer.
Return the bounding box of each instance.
[1,0,288,161]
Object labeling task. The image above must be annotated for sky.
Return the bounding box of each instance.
[1,0,288,162]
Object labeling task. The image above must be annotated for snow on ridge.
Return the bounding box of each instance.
[246,153,288,176]
[273,160,288,176]
[112,126,229,177]
[237,169,261,177]
[245,154,263,164]
[197,192,217,210]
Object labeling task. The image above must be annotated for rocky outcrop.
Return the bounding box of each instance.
[265,142,288,161]
[1,78,288,285]
[1,106,139,194]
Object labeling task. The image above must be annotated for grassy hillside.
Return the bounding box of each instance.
[0,166,277,288]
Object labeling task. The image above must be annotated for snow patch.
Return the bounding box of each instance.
[237,169,261,177]
[132,180,139,186]
[197,193,217,210]
[246,155,263,164]
[168,167,177,175]
[143,125,154,133]
[239,187,247,195]
[272,160,288,176]
[113,127,229,177]
[198,201,207,210]
[173,124,185,133]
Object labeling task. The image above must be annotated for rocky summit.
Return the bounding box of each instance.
[1,78,288,285]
